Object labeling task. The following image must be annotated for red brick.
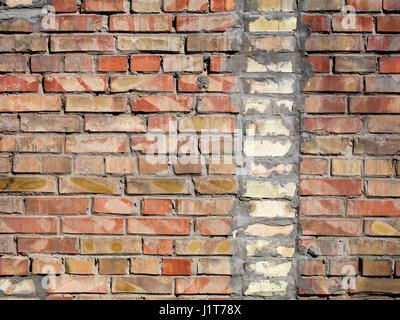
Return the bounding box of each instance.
[198,96,239,113]
[210,0,234,11]
[131,95,193,112]
[196,218,232,236]
[0,217,57,234]
[42,15,102,32]
[31,55,61,73]
[127,218,190,235]
[143,199,173,216]
[348,200,400,217]
[0,75,39,92]
[378,16,400,32]
[162,259,191,275]
[347,0,381,11]
[82,0,125,12]
[304,117,362,133]
[300,158,329,175]
[53,0,77,12]
[307,56,330,73]
[300,179,362,196]
[18,237,78,253]
[143,238,173,255]
[299,239,341,256]
[350,96,400,113]
[26,198,89,215]
[299,278,342,296]
[384,0,400,11]
[98,56,128,72]
[0,197,23,214]
[301,219,361,236]
[0,54,27,72]
[179,75,238,93]
[0,257,29,276]
[148,115,177,132]
[62,217,124,234]
[304,75,362,92]
[175,277,232,294]
[380,57,400,73]
[301,258,325,276]
[303,15,329,32]
[164,0,208,11]
[94,197,136,215]
[300,199,345,217]
[332,16,373,32]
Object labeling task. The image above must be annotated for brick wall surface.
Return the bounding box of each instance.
[300,0,400,299]
[0,0,399,300]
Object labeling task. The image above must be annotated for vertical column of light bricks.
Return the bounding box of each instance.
[300,0,400,299]
[234,0,300,299]
[0,0,242,299]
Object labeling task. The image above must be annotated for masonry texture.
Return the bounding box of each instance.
[0,0,399,300]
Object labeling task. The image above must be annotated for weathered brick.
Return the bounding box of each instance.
[130,257,159,275]
[117,34,183,52]
[127,217,190,235]
[21,115,81,132]
[0,54,27,72]
[99,258,128,275]
[300,179,362,196]
[66,96,127,113]
[80,237,141,254]
[50,35,115,52]
[110,14,172,32]
[0,217,57,233]
[53,0,77,12]
[59,177,121,195]
[66,135,127,153]
[82,0,125,12]
[32,257,62,274]
[85,115,146,132]
[64,55,95,72]
[175,239,231,255]
[111,75,174,93]
[94,197,137,215]
[0,257,29,276]
[26,197,89,215]
[47,276,108,294]
[18,237,78,253]
[65,258,95,275]
[44,75,107,93]
[0,34,47,52]
[112,276,172,294]
[300,199,344,217]
[176,277,232,294]
[301,219,361,236]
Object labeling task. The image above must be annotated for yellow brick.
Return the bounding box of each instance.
[249,17,297,32]
[332,159,362,176]
[366,159,393,176]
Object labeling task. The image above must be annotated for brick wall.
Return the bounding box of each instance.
[0,0,399,300]
[300,0,400,299]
